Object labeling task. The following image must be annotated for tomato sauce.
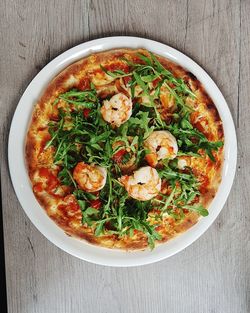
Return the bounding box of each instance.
[105,62,130,73]
[78,77,90,91]
[198,174,210,194]
[39,168,60,195]
[112,149,127,163]
[152,77,161,87]
[39,133,51,153]
[83,108,91,118]
[90,199,102,209]
[33,182,43,193]
[123,76,132,85]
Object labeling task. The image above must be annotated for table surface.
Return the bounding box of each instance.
[1,0,249,312]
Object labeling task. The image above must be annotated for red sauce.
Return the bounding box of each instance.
[105,62,130,73]
[83,108,91,118]
[133,229,140,235]
[145,153,158,168]
[132,56,145,64]
[39,133,51,153]
[152,77,161,87]
[78,77,90,91]
[112,149,127,163]
[64,195,80,212]
[90,199,102,209]
[155,225,164,232]
[33,182,43,193]
[37,127,47,131]
[190,111,211,139]
[194,121,207,136]
[57,195,81,225]
[47,175,59,193]
[123,76,132,85]
[39,168,52,178]
[39,168,60,195]
[198,174,210,194]
[50,110,59,121]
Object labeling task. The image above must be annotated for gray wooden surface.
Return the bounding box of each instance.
[1,0,249,312]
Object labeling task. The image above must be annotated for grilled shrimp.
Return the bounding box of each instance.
[144,130,178,167]
[73,162,107,192]
[119,166,161,201]
[100,93,133,127]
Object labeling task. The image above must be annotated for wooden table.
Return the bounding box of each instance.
[1,1,249,312]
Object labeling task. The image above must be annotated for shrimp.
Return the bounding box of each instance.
[119,166,161,201]
[73,162,107,192]
[144,130,178,167]
[177,157,190,170]
[100,93,132,127]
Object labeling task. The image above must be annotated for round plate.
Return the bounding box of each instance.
[8,37,237,267]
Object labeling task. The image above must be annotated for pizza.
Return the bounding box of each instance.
[26,49,224,250]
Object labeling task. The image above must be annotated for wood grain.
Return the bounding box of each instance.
[1,0,249,312]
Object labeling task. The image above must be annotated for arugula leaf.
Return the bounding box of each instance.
[94,219,107,236]
[58,167,77,188]
[100,65,131,78]
[183,204,209,217]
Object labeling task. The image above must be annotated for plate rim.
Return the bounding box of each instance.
[8,36,237,267]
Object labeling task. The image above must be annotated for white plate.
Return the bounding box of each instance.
[8,37,237,267]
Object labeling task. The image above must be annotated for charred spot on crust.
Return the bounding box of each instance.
[186,71,197,81]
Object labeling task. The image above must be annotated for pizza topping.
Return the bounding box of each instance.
[58,87,98,109]
[83,108,91,118]
[33,182,44,193]
[78,77,90,91]
[63,194,80,212]
[90,69,115,86]
[123,76,132,86]
[29,50,224,249]
[119,166,162,201]
[112,148,127,163]
[35,168,60,196]
[89,199,102,209]
[177,157,189,170]
[159,85,176,113]
[144,130,178,167]
[100,93,133,127]
[112,138,137,174]
[73,162,107,193]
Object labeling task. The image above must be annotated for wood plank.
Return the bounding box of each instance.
[0,0,249,312]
